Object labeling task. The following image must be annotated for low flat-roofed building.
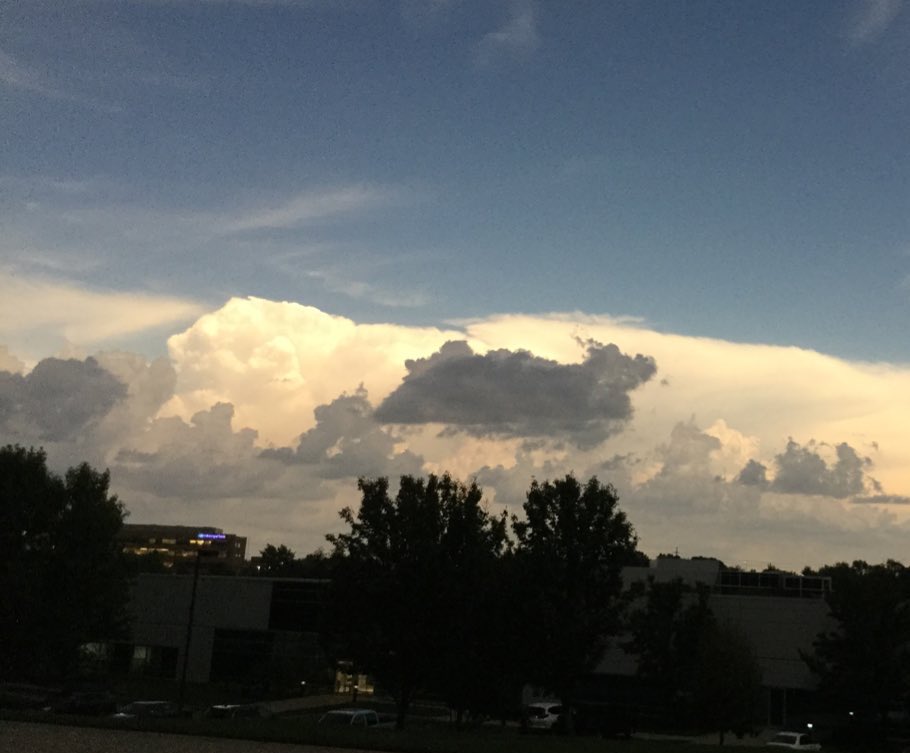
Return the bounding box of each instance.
[96,574,330,689]
[591,557,834,727]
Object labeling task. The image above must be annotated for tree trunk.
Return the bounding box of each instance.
[395,686,412,730]
[561,696,575,735]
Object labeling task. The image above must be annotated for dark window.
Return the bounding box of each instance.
[210,629,273,683]
[269,581,326,631]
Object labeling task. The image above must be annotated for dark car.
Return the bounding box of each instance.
[0,683,58,710]
[45,689,117,716]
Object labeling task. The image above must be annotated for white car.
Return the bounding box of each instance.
[111,700,181,719]
[524,700,565,731]
[766,731,821,750]
[318,708,381,727]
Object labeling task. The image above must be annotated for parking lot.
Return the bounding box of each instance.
[0,721,377,753]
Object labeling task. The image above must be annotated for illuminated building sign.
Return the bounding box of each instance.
[197,532,227,540]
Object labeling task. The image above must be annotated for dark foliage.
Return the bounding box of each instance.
[626,577,713,710]
[626,575,762,741]
[256,544,336,578]
[691,620,763,744]
[326,473,507,729]
[258,543,298,575]
[0,445,128,681]
[804,560,910,726]
[512,474,642,731]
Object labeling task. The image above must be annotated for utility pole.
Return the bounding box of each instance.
[177,549,204,713]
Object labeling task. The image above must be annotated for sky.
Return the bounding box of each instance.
[2,0,909,569]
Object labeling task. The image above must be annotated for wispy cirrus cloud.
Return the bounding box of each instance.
[845,0,904,45]
[220,185,397,233]
[0,273,205,361]
[473,1,540,67]
[118,0,341,7]
[0,47,121,112]
[302,267,432,308]
[2,177,401,256]
[1,177,420,313]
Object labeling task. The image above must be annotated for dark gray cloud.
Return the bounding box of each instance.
[112,402,272,499]
[374,339,656,447]
[736,459,769,487]
[852,494,910,505]
[770,439,874,498]
[656,421,721,476]
[466,420,910,569]
[262,387,423,479]
[0,356,126,440]
[735,439,882,498]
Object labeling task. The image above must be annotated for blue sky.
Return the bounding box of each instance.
[2,1,910,564]
[3,0,908,360]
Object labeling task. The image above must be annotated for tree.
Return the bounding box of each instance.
[512,474,641,732]
[326,474,507,729]
[691,621,763,745]
[258,543,298,575]
[626,577,713,714]
[804,560,910,727]
[0,445,128,680]
[255,545,336,578]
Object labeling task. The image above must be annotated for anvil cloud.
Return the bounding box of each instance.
[1,296,907,569]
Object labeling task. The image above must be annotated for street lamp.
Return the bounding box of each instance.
[177,545,219,713]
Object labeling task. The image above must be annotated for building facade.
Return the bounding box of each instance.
[589,557,834,727]
[98,574,329,692]
[117,524,247,568]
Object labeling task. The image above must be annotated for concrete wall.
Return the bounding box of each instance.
[130,574,274,683]
[711,594,831,690]
[596,592,832,692]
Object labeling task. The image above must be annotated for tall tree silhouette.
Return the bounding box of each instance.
[0,445,128,680]
[512,474,641,732]
[691,620,763,744]
[626,577,713,713]
[805,560,910,727]
[326,474,506,729]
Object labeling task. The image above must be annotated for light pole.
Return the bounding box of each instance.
[177,546,218,712]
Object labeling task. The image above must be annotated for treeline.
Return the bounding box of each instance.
[312,474,767,739]
[265,475,910,738]
[3,444,910,740]
[322,473,643,731]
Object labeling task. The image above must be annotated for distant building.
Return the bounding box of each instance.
[83,574,330,691]
[117,524,247,568]
[589,556,834,727]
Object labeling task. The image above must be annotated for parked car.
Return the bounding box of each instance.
[204,703,266,719]
[318,708,381,727]
[44,689,117,715]
[523,700,566,731]
[112,700,181,719]
[0,683,57,710]
[766,731,821,750]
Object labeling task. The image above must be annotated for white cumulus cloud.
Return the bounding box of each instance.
[5,297,910,565]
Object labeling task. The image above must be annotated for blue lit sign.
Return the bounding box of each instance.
[197,532,226,540]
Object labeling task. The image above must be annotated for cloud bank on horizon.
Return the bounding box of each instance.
[1,296,908,570]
